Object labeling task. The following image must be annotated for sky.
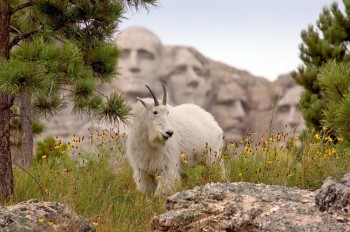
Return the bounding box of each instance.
[118,0,342,81]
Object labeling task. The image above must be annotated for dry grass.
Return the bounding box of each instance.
[6,127,350,231]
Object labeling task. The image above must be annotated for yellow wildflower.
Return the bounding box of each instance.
[180,152,185,158]
[156,175,162,180]
[325,135,333,142]
[48,220,53,226]
[93,221,99,227]
[99,133,106,139]
[54,137,59,141]
[337,137,344,142]
[229,142,235,147]
[322,126,327,131]
[276,134,281,140]
[268,160,272,164]
[38,218,44,223]
[238,172,243,177]
[314,134,321,140]
[42,155,47,159]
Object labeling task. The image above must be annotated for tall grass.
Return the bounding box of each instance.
[5,127,350,231]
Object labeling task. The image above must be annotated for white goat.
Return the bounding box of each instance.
[126,85,224,196]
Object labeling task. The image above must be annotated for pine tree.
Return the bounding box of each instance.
[0,0,156,200]
[318,60,350,145]
[292,0,350,132]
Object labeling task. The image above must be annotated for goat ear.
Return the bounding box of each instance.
[137,97,147,108]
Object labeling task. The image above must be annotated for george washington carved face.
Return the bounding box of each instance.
[115,26,164,102]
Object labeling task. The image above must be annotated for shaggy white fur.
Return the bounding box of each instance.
[126,90,224,196]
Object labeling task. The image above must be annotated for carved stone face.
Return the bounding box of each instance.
[116,27,163,101]
[275,86,306,137]
[210,80,248,142]
[166,48,210,106]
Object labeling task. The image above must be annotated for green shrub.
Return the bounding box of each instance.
[34,136,67,162]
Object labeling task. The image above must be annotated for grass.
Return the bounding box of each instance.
[5,127,350,231]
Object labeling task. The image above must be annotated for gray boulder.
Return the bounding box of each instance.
[316,173,350,220]
[152,180,350,231]
[0,199,95,232]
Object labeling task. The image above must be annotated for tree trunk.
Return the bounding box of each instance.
[0,1,10,59]
[20,90,33,168]
[0,0,14,201]
[0,95,14,201]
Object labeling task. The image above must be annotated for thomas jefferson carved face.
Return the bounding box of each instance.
[116,27,163,101]
[210,80,248,142]
[275,86,306,137]
[166,48,211,107]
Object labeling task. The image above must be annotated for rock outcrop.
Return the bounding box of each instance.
[0,199,95,232]
[316,173,350,220]
[152,175,350,231]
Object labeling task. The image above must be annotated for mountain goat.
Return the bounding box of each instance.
[126,85,224,196]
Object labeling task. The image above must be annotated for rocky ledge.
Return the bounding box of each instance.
[0,199,95,232]
[152,174,350,232]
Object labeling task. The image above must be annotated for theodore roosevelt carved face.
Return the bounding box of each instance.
[275,86,306,137]
[210,77,248,142]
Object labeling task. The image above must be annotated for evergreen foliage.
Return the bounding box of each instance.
[0,0,156,199]
[318,60,350,145]
[292,0,350,132]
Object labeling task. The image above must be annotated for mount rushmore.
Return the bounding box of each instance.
[37,26,305,144]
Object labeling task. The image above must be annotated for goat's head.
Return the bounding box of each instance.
[137,85,174,146]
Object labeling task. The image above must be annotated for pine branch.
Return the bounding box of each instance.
[336,85,345,100]
[10,0,37,14]
[10,26,21,34]
[9,23,44,49]
[121,0,157,11]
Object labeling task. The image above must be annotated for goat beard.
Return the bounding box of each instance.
[148,129,167,147]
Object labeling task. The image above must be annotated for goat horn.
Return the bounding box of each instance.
[145,85,159,106]
[162,84,167,105]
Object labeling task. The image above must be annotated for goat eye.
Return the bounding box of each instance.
[153,111,158,115]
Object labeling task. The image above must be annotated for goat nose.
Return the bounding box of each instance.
[166,130,174,137]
